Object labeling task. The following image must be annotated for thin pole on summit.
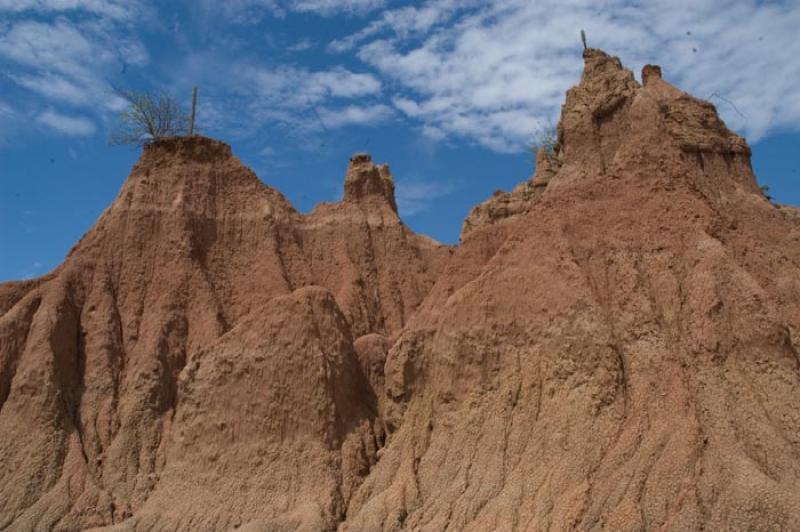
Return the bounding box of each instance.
[581,29,587,50]
[189,86,198,136]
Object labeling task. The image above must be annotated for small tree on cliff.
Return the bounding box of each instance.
[109,89,189,146]
[529,123,558,162]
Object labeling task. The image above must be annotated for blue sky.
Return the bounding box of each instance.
[1,0,799,282]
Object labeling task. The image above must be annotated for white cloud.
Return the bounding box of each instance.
[0,0,141,20]
[392,97,421,117]
[36,110,96,136]
[421,124,446,142]
[208,64,387,136]
[329,0,476,52]
[0,99,15,144]
[242,65,382,107]
[340,0,800,151]
[396,178,454,216]
[10,73,90,106]
[169,55,389,142]
[198,0,383,22]
[316,103,393,128]
[309,68,382,99]
[197,0,285,24]
[287,37,315,52]
[0,20,96,75]
[21,260,43,280]
[0,18,149,119]
[289,0,385,16]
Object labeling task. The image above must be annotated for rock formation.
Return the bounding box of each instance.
[2,48,799,531]
[0,140,448,530]
[344,49,800,531]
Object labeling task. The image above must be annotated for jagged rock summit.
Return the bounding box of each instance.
[2,48,800,531]
[343,153,398,212]
[462,48,757,239]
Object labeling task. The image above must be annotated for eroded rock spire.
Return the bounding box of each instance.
[343,153,398,213]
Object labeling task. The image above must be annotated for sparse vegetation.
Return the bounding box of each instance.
[189,86,198,136]
[109,89,190,146]
[529,124,559,162]
[760,184,773,201]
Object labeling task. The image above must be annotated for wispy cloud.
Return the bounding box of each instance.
[236,64,382,108]
[0,16,149,129]
[36,110,96,136]
[290,0,386,17]
[9,72,91,106]
[196,0,385,22]
[0,100,13,117]
[328,0,476,52]
[317,104,393,128]
[337,0,800,152]
[0,0,143,20]
[20,260,42,280]
[287,37,315,52]
[194,62,386,138]
[395,178,455,217]
[0,20,98,75]
[0,99,14,146]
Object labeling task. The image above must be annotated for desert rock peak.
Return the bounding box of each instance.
[106,134,297,237]
[343,152,398,212]
[462,47,760,239]
[641,63,663,86]
[140,135,233,163]
[118,134,283,213]
[555,48,640,170]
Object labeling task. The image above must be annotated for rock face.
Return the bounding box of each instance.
[343,153,398,213]
[344,49,800,531]
[2,48,800,531]
[0,138,448,530]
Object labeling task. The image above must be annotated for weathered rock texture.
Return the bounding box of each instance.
[2,48,800,531]
[344,49,800,531]
[0,141,448,531]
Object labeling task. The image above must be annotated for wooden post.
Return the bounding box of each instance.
[580,30,587,50]
[189,86,197,136]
